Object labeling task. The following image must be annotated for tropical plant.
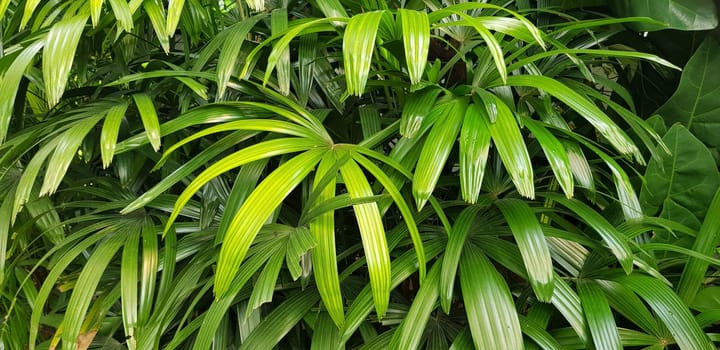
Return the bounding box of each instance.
[1,0,719,349]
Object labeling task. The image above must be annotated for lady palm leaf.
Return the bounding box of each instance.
[344,11,386,96]
[215,148,326,296]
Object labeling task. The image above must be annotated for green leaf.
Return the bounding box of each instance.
[618,274,714,350]
[657,37,720,148]
[12,138,60,221]
[0,41,44,144]
[476,92,534,199]
[441,205,483,314]
[640,124,720,219]
[610,0,718,31]
[344,11,386,96]
[247,247,285,317]
[100,101,129,168]
[239,289,320,349]
[459,103,492,204]
[495,75,641,162]
[43,15,87,108]
[400,87,442,139]
[132,93,162,152]
[399,9,430,86]
[121,229,140,346]
[166,0,185,37]
[312,313,342,350]
[460,244,523,350]
[522,118,573,198]
[692,287,720,312]
[108,0,134,32]
[40,115,104,196]
[143,0,170,53]
[271,8,291,96]
[339,158,391,319]
[389,259,442,350]
[90,0,103,27]
[62,227,132,349]
[138,219,158,325]
[578,280,622,350]
[214,148,326,296]
[496,199,553,302]
[413,98,467,209]
[677,188,720,303]
[543,194,634,274]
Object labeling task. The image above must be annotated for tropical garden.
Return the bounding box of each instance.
[1,0,720,348]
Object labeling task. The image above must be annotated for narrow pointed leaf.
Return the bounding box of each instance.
[40,115,103,196]
[108,0,134,32]
[389,259,442,350]
[166,0,185,36]
[618,274,714,350]
[496,75,640,161]
[460,245,523,350]
[401,87,442,138]
[43,15,87,108]
[121,230,140,345]
[339,158,391,319]
[132,93,162,152]
[460,103,492,204]
[100,102,129,168]
[399,9,430,86]
[441,205,483,314]
[271,8,291,95]
[544,194,634,274]
[476,92,534,199]
[578,280,622,350]
[523,118,573,198]
[215,148,326,296]
[344,11,385,96]
[677,187,720,303]
[310,153,344,326]
[90,0,103,27]
[0,41,44,143]
[496,199,553,302]
[413,98,467,209]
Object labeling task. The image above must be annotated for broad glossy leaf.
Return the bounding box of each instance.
[640,124,720,219]
[460,245,523,350]
[214,148,325,296]
[413,98,467,209]
[496,199,553,302]
[476,92,534,199]
[610,0,718,31]
[339,158,391,319]
[389,259,442,350]
[618,274,714,350]
[677,188,720,303]
[344,11,385,96]
[657,37,720,148]
[578,280,622,350]
[43,15,87,108]
[399,9,430,86]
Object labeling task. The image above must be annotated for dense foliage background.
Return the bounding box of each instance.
[1,0,720,349]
